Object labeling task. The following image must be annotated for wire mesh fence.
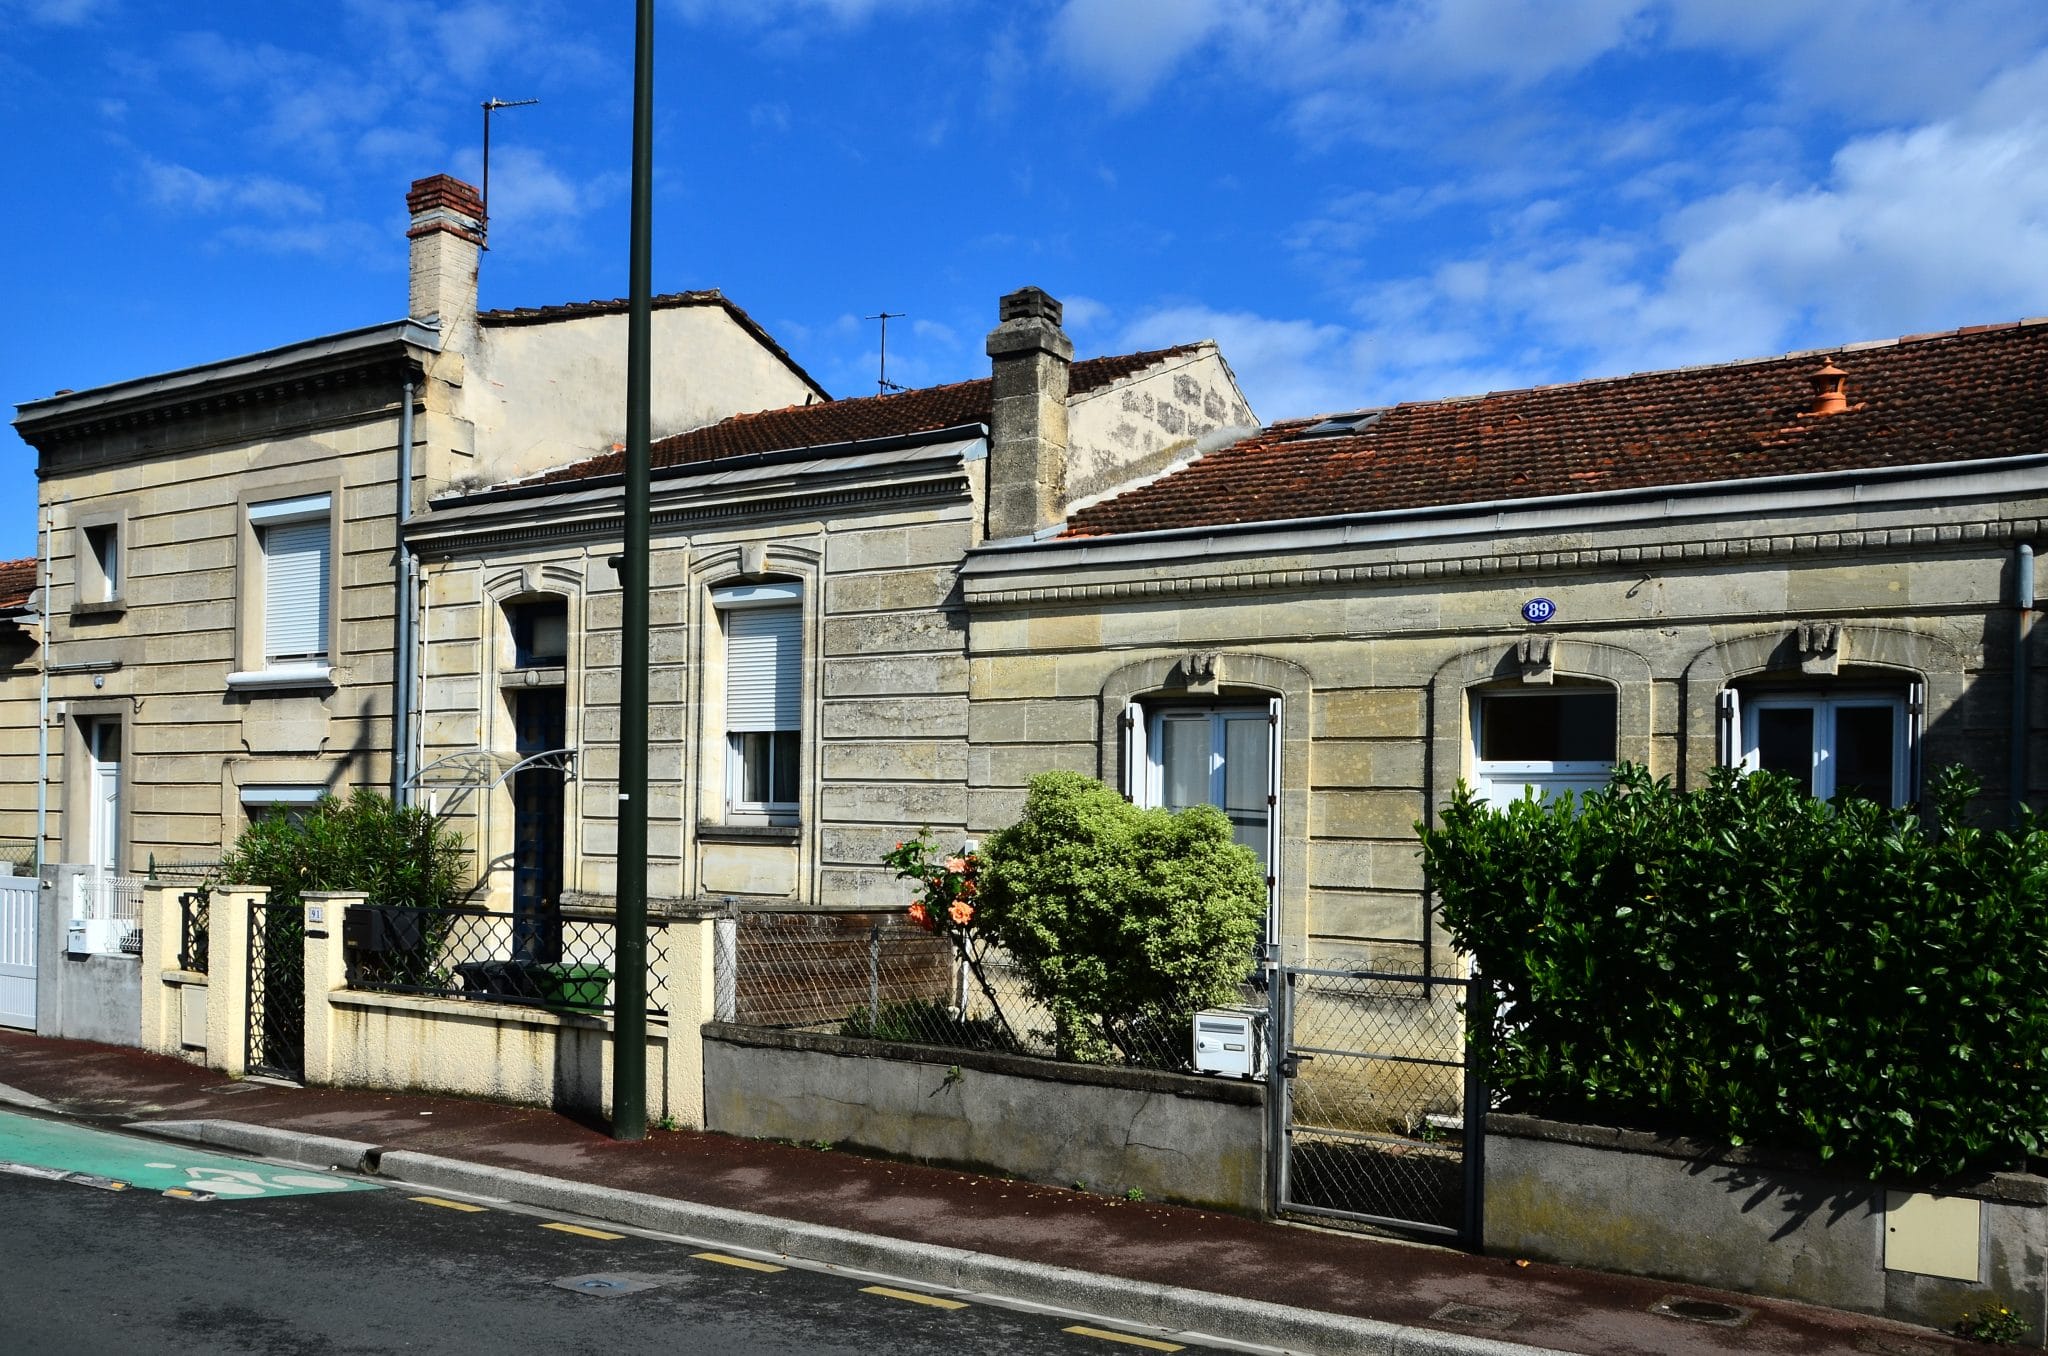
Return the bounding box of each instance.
[726,907,1250,1071]
[1277,955,1476,1237]
[344,905,669,1017]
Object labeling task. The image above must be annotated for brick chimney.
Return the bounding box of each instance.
[406,174,484,356]
[984,286,1073,540]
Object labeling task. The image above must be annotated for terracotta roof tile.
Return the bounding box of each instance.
[479,290,829,400]
[0,557,36,611]
[1064,322,2048,538]
[528,343,1204,486]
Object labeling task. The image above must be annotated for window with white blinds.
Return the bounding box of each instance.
[724,605,801,732]
[715,582,802,815]
[251,496,330,666]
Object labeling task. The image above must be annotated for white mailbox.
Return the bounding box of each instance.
[1193,1007,1265,1078]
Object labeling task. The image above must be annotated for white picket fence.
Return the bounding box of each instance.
[71,870,144,955]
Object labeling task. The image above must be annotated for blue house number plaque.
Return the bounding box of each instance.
[1521,597,1556,624]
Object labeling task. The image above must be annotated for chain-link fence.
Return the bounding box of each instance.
[725,907,1239,1070]
[345,905,669,1017]
[1276,953,1478,1238]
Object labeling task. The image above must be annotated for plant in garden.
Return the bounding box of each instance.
[883,833,984,938]
[1955,1300,2028,1345]
[215,789,471,985]
[217,788,468,914]
[974,771,1266,1066]
[1421,762,2048,1179]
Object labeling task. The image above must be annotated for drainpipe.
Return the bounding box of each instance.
[2012,542,2035,825]
[392,377,417,805]
[34,502,51,868]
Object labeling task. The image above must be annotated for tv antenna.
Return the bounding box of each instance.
[865,312,906,395]
[480,96,541,243]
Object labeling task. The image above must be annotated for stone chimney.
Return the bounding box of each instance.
[406,173,485,356]
[984,286,1074,540]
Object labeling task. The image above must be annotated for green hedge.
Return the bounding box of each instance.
[1421,764,2048,1178]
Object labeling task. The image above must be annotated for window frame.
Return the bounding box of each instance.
[76,520,122,610]
[229,493,334,690]
[713,581,803,823]
[1469,686,1619,808]
[1126,697,1281,947]
[1736,686,1912,806]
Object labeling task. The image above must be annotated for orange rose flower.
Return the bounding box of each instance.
[908,901,928,927]
[949,900,974,926]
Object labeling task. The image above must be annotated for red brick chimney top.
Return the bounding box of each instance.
[406,174,485,243]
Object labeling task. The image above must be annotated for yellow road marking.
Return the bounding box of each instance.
[410,1195,488,1213]
[541,1222,624,1240]
[859,1284,967,1310]
[691,1251,786,1273]
[1062,1326,1184,1352]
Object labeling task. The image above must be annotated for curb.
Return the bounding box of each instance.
[136,1117,1568,1356]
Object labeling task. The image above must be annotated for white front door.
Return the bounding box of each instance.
[87,719,120,873]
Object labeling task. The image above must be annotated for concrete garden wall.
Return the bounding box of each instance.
[1486,1113,2048,1343]
[703,1022,1267,1213]
[35,865,140,1046]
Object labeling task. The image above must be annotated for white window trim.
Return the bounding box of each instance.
[244,492,333,681]
[1471,687,1618,808]
[237,785,326,807]
[1140,701,1281,941]
[713,582,803,822]
[1739,689,1911,806]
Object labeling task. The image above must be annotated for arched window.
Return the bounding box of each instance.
[1469,685,1618,807]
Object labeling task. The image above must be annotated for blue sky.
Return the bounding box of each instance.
[4,1,2046,557]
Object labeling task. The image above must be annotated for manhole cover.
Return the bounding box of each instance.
[1432,1302,1519,1330]
[552,1274,656,1298]
[1651,1296,1753,1327]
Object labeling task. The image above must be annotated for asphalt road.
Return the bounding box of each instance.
[0,1112,1214,1356]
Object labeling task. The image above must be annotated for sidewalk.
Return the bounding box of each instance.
[0,1029,1967,1356]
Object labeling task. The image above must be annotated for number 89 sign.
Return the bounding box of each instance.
[1521,597,1556,624]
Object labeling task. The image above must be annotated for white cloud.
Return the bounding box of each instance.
[476,145,619,254]
[1048,0,1228,107]
[1117,305,1365,419]
[140,160,324,218]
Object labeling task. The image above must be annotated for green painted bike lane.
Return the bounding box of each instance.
[0,1107,375,1200]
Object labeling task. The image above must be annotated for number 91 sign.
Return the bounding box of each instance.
[1521,597,1556,624]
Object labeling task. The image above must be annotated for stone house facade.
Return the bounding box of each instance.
[957,321,2048,967]
[9,173,827,882]
[403,288,1256,919]
[0,558,40,869]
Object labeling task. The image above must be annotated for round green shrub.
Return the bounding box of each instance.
[978,771,1267,1065]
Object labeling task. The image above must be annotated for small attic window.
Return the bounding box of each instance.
[1299,410,1385,438]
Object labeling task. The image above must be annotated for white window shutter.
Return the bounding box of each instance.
[1716,687,1741,768]
[1907,679,1926,803]
[263,519,329,661]
[726,605,801,732]
[1121,701,1146,803]
[1265,695,1283,944]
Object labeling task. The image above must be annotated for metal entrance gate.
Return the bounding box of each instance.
[1272,963,1484,1245]
[0,874,36,1029]
[247,898,305,1081]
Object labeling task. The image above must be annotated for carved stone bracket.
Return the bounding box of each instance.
[1797,621,1842,675]
[1517,634,1554,684]
[1183,650,1220,694]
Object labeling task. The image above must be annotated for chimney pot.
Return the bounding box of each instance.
[1807,357,1849,417]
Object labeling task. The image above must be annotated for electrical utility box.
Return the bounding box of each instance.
[1193,1007,1266,1078]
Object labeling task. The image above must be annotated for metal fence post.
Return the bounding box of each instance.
[868,923,881,1029]
[713,911,737,1023]
[1267,961,1289,1215]
[1461,969,1490,1251]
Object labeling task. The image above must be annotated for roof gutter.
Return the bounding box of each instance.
[967,451,2048,573]
[433,421,990,512]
